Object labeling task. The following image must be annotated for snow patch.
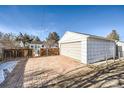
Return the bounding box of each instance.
[0,61,18,84]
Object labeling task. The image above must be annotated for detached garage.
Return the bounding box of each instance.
[59,31,116,64]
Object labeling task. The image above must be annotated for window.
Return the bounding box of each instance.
[31,45,33,48]
[38,46,40,48]
[42,45,44,48]
[35,45,37,49]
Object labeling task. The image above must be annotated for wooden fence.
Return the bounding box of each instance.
[0,48,33,61]
[0,48,59,61]
[40,48,59,56]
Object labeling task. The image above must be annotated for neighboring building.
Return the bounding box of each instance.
[17,41,30,48]
[29,41,45,56]
[59,31,116,64]
[116,41,124,57]
[19,41,24,48]
[52,43,59,48]
[14,41,24,48]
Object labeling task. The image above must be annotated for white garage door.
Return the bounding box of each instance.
[60,41,82,61]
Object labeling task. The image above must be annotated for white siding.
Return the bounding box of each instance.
[87,37,116,64]
[59,31,88,43]
[116,41,124,51]
[60,41,82,61]
[81,39,87,64]
[29,44,43,54]
[116,41,124,57]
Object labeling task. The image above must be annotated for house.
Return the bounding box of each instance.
[14,41,25,48]
[18,41,24,48]
[59,31,116,64]
[29,41,44,56]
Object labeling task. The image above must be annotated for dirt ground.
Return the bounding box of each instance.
[0,55,92,88]
[2,55,124,88]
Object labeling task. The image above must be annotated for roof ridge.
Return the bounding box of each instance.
[67,31,114,41]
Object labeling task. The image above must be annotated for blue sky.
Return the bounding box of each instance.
[0,5,124,40]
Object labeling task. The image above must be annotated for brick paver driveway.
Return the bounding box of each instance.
[0,55,92,88]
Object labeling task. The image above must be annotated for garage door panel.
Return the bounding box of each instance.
[60,42,81,61]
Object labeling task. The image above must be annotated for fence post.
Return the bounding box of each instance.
[118,51,121,61]
[10,51,11,61]
[4,51,6,61]
[113,50,115,62]
[122,51,124,60]
[46,48,48,56]
[105,53,108,63]
[1,49,3,61]
[105,52,109,69]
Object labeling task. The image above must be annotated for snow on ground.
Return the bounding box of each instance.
[0,61,18,84]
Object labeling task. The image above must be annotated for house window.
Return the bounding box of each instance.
[38,46,40,48]
[31,45,33,48]
[35,45,37,49]
[42,45,44,48]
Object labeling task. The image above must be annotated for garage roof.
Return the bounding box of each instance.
[59,31,114,43]
[71,31,114,41]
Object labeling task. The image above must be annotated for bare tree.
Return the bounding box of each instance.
[0,32,17,48]
[46,32,60,48]
[106,30,120,41]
